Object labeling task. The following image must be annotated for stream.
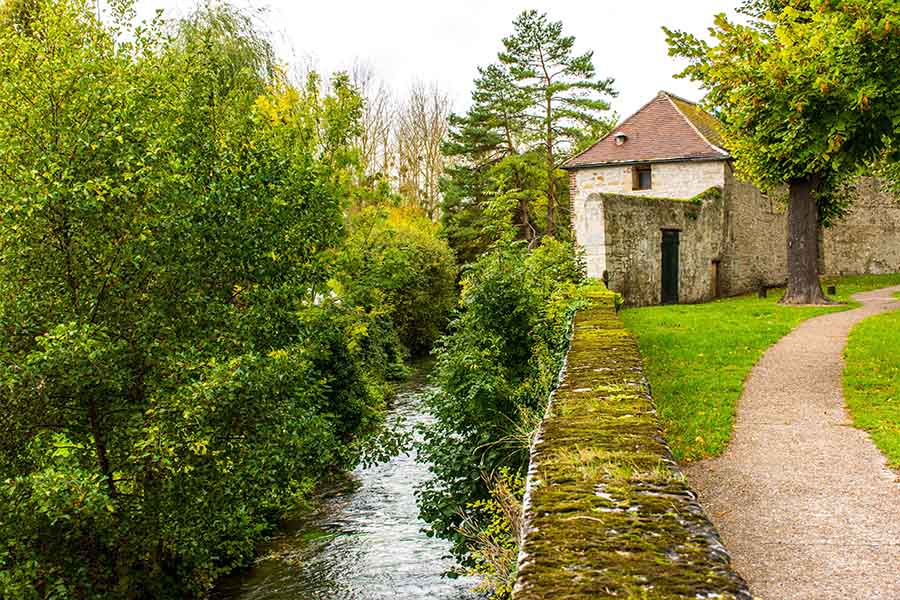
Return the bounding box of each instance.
[213,380,481,600]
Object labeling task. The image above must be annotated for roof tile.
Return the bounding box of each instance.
[564,91,729,169]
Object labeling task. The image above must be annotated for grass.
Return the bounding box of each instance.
[620,273,900,462]
[843,295,900,467]
[821,273,900,304]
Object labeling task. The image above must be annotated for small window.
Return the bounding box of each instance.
[633,165,652,190]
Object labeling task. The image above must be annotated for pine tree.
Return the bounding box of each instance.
[441,11,615,263]
[441,64,531,264]
[499,10,615,237]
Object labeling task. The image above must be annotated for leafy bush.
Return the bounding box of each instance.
[458,468,526,599]
[337,206,458,356]
[417,237,587,581]
[0,302,394,598]
[0,3,403,598]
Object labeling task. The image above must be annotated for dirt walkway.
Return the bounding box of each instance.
[686,286,900,600]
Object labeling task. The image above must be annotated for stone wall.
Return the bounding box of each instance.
[571,162,900,306]
[513,290,750,600]
[601,189,725,306]
[571,159,726,200]
[719,166,788,296]
[821,177,900,276]
[719,173,900,292]
[571,180,607,279]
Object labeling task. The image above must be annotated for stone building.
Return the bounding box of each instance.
[564,91,900,306]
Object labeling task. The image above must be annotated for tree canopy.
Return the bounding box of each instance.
[666,0,900,303]
[441,10,615,264]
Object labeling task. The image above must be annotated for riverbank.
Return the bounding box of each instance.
[213,372,478,600]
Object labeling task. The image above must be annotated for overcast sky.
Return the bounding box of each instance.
[130,0,740,121]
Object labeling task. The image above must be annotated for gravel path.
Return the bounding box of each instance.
[686,285,900,600]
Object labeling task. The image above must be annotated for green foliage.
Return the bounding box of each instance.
[738,0,795,22]
[460,467,525,600]
[0,2,403,597]
[417,237,586,571]
[499,10,616,156]
[336,206,459,356]
[665,1,900,221]
[482,151,550,241]
[844,306,900,467]
[0,0,41,32]
[875,156,900,195]
[621,274,900,461]
[440,11,615,263]
[440,64,533,265]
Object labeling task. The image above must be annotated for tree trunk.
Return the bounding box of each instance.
[87,398,118,499]
[545,93,556,238]
[781,175,830,305]
[519,197,536,248]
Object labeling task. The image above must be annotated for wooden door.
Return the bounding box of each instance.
[661,230,680,304]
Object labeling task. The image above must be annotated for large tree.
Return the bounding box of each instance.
[0,2,395,596]
[666,0,900,304]
[499,10,615,237]
[442,11,615,262]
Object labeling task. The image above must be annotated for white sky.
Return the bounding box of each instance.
[129,0,740,121]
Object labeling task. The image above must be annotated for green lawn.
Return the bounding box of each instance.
[821,273,900,304]
[843,294,900,467]
[620,273,900,462]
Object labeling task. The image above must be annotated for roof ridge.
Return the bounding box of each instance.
[663,93,729,157]
[563,92,667,169]
[659,90,699,106]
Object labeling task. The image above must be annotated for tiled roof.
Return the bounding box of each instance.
[668,95,726,149]
[564,91,729,169]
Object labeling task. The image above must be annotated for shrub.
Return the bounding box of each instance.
[337,206,458,356]
[417,237,587,582]
[458,468,526,599]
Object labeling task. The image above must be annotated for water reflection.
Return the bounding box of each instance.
[214,384,480,600]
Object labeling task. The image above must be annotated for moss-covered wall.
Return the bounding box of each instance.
[513,293,750,600]
[601,189,725,307]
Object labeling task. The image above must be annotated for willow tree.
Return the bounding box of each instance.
[666,0,900,304]
[0,1,385,596]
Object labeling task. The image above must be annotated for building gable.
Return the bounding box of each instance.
[565,91,728,169]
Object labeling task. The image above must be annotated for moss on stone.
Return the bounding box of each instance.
[688,185,723,204]
[513,293,751,600]
[595,186,723,206]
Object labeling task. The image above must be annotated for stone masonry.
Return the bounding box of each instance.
[821,177,900,276]
[572,159,726,200]
[600,190,725,306]
[718,165,789,297]
[572,165,900,306]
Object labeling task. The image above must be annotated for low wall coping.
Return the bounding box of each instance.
[513,293,751,599]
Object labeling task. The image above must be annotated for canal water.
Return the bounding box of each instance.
[214,382,481,600]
